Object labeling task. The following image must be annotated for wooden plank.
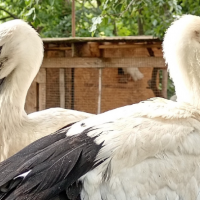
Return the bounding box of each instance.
[35,68,46,83]
[162,69,168,98]
[44,44,161,51]
[99,44,161,49]
[35,68,46,110]
[42,57,103,68]
[39,83,46,110]
[97,68,102,114]
[103,57,166,68]
[46,47,72,50]
[88,42,100,57]
[72,43,78,57]
[59,69,65,108]
[65,68,73,109]
[41,57,166,69]
[72,0,76,37]
[42,36,161,43]
[25,82,37,114]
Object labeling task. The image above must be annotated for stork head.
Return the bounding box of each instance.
[0,20,43,81]
[163,15,200,68]
[163,15,200,105]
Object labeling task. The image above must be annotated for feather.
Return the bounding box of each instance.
[0,126,103,199]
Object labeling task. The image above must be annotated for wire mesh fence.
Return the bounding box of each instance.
[43,66,164,114]
[25,37,167,114]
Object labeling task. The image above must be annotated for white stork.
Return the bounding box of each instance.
[0,14,200,200]
[0,20,93,161]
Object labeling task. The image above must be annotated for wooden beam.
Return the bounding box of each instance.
[39,83,46,110]
[44,44,161,53]
[103,57,166,68]
[162,69,168,98]
[72,0,76,37]
[99,44,161,49]
[41,57,166,69]
[35,68,46,83]
[97,68,102,114]
[25,82,37,114]
[34,68,46,110]
[42,57,102,68]
[45,47,72,51]
[72,43,78,57]
[44,44,161,51]
[42,36,161,43]
[59,69,66,108]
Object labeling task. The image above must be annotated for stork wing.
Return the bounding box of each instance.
[0,126,103,200]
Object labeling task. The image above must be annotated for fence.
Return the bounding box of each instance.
[25,36,167,114]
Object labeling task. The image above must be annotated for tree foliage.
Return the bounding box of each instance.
[0,0,200,97]
[0,0,72,36]
[1,0,200,38]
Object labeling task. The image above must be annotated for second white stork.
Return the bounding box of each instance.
[0,20,93,161]
[0,14,200,200]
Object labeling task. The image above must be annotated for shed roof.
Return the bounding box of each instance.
[42,36,161,43]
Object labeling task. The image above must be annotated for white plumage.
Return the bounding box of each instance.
[0,20,93,161]
[0,15,200,200]
[123,67,144,81]
[170,94,177,101]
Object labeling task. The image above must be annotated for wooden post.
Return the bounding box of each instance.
[72,0,76,37]
[25,82,37,114]
[71,0,76,110]
[97,68,102,114]
[59,69,66,108]
[39,83,46,110]
[36,68,47,111]
[162,69,168,98]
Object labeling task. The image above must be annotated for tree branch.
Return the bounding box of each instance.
[87,0,96,9]
[0,16,12,21]
[96,0,101,7]
[138,9,144,35]
[120,0,135,17]
[0,6,19,19]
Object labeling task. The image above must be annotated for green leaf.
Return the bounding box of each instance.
[33,13,36,20]
[103,0,109,9]
[25,8,35,16]
[92,16,102,25]
[48,0,55,6]
[104,17,108,25]
[152,19,157,26]
[89,23,97,32]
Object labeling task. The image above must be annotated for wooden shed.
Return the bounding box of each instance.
[25,36,167,114]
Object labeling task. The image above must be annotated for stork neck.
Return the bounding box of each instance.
[0,64,37,115]
[170,47,200,109]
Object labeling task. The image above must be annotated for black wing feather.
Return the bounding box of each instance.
[0,128,68,185]
[0,127,103,200]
